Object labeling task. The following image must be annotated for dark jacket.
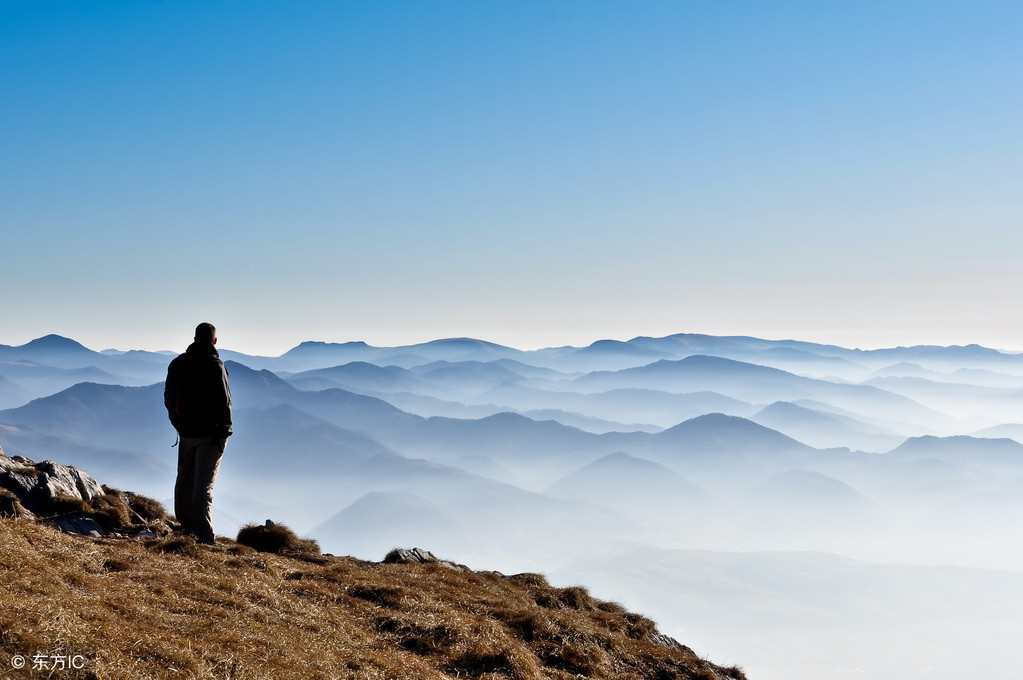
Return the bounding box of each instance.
[164,342,233,438]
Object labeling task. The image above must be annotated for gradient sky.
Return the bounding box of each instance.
[3,1,1021,356]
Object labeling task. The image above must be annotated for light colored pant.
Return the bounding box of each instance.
[174,436,227,544]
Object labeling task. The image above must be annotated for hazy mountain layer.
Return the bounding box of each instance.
[3,331,1023,679]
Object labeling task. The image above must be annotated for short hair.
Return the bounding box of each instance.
[194,322,217,344]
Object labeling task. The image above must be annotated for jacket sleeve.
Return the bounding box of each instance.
[218,362,233,438]
[164,359,182,429]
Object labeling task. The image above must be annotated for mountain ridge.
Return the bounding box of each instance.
[11,332,1023,376]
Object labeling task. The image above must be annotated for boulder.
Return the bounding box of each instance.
[55,515,105,538]
[0,453,105,515]
[382,547,472,572]
[0,456,40,507]
[0,453,173,541]
[34,460,105,502]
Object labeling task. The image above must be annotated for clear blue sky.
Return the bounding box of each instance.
[3,1,1021,355]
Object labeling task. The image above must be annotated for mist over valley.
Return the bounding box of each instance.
[3,332,1023,679]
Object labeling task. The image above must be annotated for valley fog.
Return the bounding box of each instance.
[3,333,1023,679]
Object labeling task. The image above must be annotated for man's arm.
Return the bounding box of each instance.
[217,362,233,438]
[164,359,182,429]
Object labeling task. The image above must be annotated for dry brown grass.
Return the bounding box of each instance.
[0,488,28,518]
[0,518,745,680]
[236,521,322,559]
[31,486,172,539]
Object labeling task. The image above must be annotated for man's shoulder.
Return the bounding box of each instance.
[168,351,221,372]
[198,352,228,374]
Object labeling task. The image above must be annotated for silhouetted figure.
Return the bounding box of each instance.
[164,322,233,545]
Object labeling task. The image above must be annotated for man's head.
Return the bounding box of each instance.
[194,322,217,345]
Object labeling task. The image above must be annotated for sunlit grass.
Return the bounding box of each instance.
[0,518,744,679]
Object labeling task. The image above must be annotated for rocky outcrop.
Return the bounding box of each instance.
[0,451,168,539]
[382,547,472,572]
[0,453,104,516]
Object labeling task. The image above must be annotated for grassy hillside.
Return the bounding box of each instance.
[0,518,745,680]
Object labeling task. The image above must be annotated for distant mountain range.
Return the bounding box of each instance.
[3,330,1023,678]
[9,331,1022,381]
[3,330,1020,553]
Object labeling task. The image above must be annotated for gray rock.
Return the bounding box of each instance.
[648,632,690,651]
[71,466,105,500]
[0,454,105,515]
[382,547,472,572]
[0,456,40,507]
[55,515,105,538]
[34,460,104,503]
[0,470,37,501]
[0,453,35,474]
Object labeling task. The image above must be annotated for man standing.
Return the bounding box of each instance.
[164,322,233,545]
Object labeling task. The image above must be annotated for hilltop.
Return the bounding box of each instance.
[0,453,744,680]
[0,520,744,680]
